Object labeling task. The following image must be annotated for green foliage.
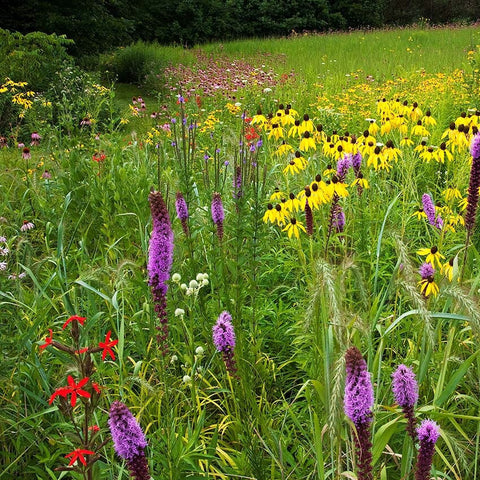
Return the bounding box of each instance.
[0,29,73,92]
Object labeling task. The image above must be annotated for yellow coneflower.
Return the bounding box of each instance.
[414,141,428,155]
[328,175,349,198]
[314,124,326,143]
[422,110,437,127]
[283,157,304,175]
[367,119,379,136]
[299,114,314,134]
[281,109,295,126]
[419,146,436,163]
[310,180,331,205]
[411,208,427,220]
[251,110,267,126]
[275,142,294,156]
[417,245,445,269]
[273,203,287,226]
[270,188,285,201]
[458,195,468,211]
[409,102,423,122]
[366,145,384,171]
[323,140,337,158]
[351,174,369,189]
[441,122,457,140]
[442,186,462,202]
[384,140,401,162]
[268,123,284,140]
[285,192,301,213]
[263,204,276,224]
[322,164,336,178]
[286,104,299,117]
[419,276,439,297]
[411,121,430,137]
[400,137,414,147]
[360,140,377,157]
[434,142,453,163]
[288,120,302,138]
[454,111,469,128]
[282,217,306,239]
[380,118,393,135]
[441,257,455,282]
[299,131,316,152]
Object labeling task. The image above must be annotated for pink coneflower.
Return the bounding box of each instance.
[20,220,35,232]
[22,147,31,160]
[30,132,41,146]
[17,143,25,148]
[41,170,52,179]
[80,117,92,126]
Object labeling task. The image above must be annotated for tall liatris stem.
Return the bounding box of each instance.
[108,401,150,480]
[212,311,236,376]
[211,192,225,241]
[344,347,374,480]
[175,192,189,237]
[415,419,440,480]
[148,191,174,354]
[391,364,419,441]
[464,134,480,271]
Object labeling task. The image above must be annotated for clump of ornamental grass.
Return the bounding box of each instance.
[148,190,174,354]
[40,314,118,478]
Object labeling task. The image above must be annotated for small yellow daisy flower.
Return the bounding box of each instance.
[282,217,306,239]
[417,245,445,269]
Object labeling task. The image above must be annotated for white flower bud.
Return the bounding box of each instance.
[189,279,199,289]
[170,354,178,363]
[174,308,185,317]
[172,273,181,283]
[182,375,191,384]
[195,346,204,356]
[180,283,187,291]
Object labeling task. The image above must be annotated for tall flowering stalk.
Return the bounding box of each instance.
[175,192,189,236]
[464,134,480,263]
[212,311,236,376]
[108,401,150,480]
[148,191,174,354]
[344,347,374,480]
[391,364,419,440]
[211,192,225,241]
[422,193,443,229]
[415,419,440,480]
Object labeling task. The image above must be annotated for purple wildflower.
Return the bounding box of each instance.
[233,166,242,199]
[332,205,345,233]
[211,192,225,241]
[392,364,418,440]
[213,311,236,376]
[175,192,189,236]
[108,401,150,480]
[305,199,313,236]
[148,191,174,353]
[352,151,363,172]
[20,221,35,232]
[415,419,440,480]
[22,147,31,160]
[337,154,352,181]
[465,137,480,234]
[422,194,442,229]
[30,131,41,146]
[419,262,435,279]
[344,346,374,480]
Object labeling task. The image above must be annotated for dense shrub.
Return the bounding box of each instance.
[0,29,73,92]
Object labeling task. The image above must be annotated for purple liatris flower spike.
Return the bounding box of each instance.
[344,347,374,480]
[148,191,174,353]
[465,135,480,234]
[211,192,225,240]
[234,166,243,198]
[392,364,419,440]
[175,192,189,236]
[337,154,352,181]
[332,205,345,233]
[415,419,440,480]
[419,262,435,279]
[351,151,363,173]
[422,193,442,230]
[213,311,237,376]
[109,401,150,480]
[305,199,313,236]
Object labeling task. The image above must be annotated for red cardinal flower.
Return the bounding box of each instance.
[98,331,118,361]
[39,329,53,350]
[49,387,70,404]
[62,315,86,330]
[65,376,91,407]
[65,448,95,466]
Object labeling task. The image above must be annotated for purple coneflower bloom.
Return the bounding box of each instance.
[391,364,418,440]
[415,419,440,480]
[30,131,41,146]
[20,220,35,232]
[22,147,31,160]
[42,170,52,179]
[109,401,150,480]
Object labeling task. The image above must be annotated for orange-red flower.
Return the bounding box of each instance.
[62,315,86,330]
[39,329,53,350]
[65,448,95,466]
[98,331,118,361]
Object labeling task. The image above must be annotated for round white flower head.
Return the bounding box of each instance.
[172,273,181,283]
[195,346,204,356]
[174,308,185,317]
[182,375,192,384]
[180,283,188,291]
[170,354,178,364]
[189,279,199,289]
[196,273,204,282]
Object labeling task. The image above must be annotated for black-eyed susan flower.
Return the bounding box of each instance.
[299,131,316,152]
[442,186,462,202]
[282,217,306,238]
[251,109,267,126]
[422,110,437,127]
[268,123,284,140]
[411,121,430,137]
[419,146,435,163]
[270,188,285,201]
[300,114,314,134]
[288,120,302,138]
[275,141,294,156]
[411,207,427,220]
[285,192,301,213]
[328,175,349,198]
[417,245,445,269]
[400,137,414,147]
[418,262,439,297]
[367,119,379,136]
[433,142,453,163]
[441,257,455,281]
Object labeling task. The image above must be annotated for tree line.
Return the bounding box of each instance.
[2,0,480,57]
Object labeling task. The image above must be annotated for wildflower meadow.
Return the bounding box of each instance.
[1,22,480,480]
